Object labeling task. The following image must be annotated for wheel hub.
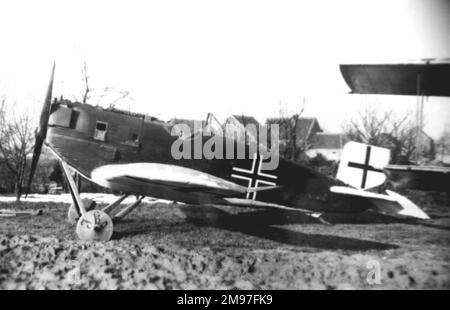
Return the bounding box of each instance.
[76,210,113,241]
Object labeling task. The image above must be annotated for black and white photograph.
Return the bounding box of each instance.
[0,0,449,292]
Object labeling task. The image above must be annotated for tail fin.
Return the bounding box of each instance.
[336,142,390,190]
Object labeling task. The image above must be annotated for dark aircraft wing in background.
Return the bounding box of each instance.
[340,60,450,96]
[385,165,450,192]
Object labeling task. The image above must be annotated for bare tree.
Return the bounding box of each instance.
[436,129,450,163]
[386,115,417,164]
[78,61,130,109]
[343,104,392,146]
[267,100,306,162]
[342,105,420,164]
[81,61,91,105]
[0,98,35,201]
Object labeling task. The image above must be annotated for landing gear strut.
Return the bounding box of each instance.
[60,160,144,241]
[67,199,96,225]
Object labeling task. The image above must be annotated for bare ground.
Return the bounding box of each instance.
[0,192,449,289]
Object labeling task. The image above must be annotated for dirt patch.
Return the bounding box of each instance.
[0,198,449,289]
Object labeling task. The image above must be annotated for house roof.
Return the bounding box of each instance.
[170,118,205,127]
[412,127,434,143]
[223,115,260,143]
[204,113,223,133]
[266,116,321,142]
[295,117,321,142]
[310,133,348,149]
[169,118,206,137]
[231,115,260,127]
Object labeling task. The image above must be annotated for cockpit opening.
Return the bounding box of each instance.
[94,121,108,141]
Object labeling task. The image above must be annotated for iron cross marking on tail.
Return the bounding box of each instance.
[347,145,384,189]
[231,153,277,200]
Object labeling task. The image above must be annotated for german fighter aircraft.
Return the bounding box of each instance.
[27,65,430,241]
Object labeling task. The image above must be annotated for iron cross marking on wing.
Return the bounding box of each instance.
[347,145,384,189]
[231,153,277,200]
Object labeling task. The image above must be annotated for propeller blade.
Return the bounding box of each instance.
[26,63,55,195]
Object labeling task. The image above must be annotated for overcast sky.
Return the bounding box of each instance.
[0,0,449,138]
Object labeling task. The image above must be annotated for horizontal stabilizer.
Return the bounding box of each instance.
[330,186,429,220]
[330,186,395,201]
[385,190,430,220]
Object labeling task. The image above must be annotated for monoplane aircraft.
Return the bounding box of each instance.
[27,65,429,241]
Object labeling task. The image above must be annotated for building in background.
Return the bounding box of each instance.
[170,114,350,162]
[266,116,348,162]
[306,133,349,162]
[169,118,206,139]
[223,114,261,145]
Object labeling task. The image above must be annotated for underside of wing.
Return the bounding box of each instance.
[91,163,278,198]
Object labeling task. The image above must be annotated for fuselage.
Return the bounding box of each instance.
[46,99,367,213]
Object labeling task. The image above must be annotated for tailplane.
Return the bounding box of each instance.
[330,186,430,220]
[385,190,430,219]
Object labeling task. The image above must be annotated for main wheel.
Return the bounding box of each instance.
[67,199,96,225]
[76,210,113,241]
